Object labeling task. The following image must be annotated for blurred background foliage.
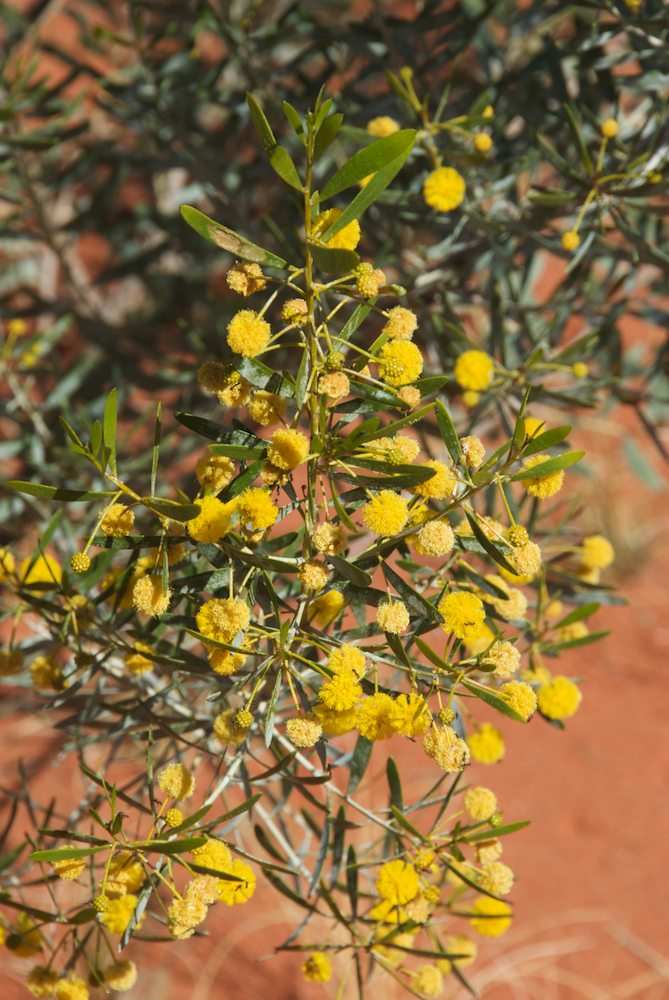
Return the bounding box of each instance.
[1,0,668,537]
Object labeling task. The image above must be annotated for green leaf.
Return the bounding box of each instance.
[554,602,600,629]
[465,513,518,576]
[151,402,162,497]
[319,139,415,242]
[511,450,584,481]
[309,243,359,274]
[339,303,373,343]
[386,757,403,812]
[521,426,572,457]
[7,481,115,502]
[346,844,358,916]
[281,101,305,141]
[246,93,276,155]
[329,556,372,588]
[382,563,442,623]
[269,145,303,191]
[563,103,593,174]
[295,346,310,409]
[436,401,462,463]
[320,129,415,200]
[314,112,343,161]
[103,388,117,475]
[30,846,109,862]
[140,497,200,522]
[137,836,208,855]
[348,736,373,794]
[180,206,286,269]
[208,443,266,460]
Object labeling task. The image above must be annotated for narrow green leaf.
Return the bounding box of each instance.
[208,443,266,460]
[7,481,115,502]
[309,243,359,274]
[281,101,305,141]
[386,757,403,812]
[346,844,358,916]
[246,93,276,155]
[554,602,600,629]
[436,401,462,463]
[522,426,571,457]
[103,388,117,476]
[465,513,518,575]
[329,556,372,588]
[382,563,442,623]
[347,736,373,794]
[180,206,286,268]
[140,498,200,522]
[511,450,584,481]
[270,145,303,191]
[151,402,161,496]
[30,846,109,862]
[314,113,343,161]
[295,346,310,409]
[461,679,525,721]
[320,130,415,200]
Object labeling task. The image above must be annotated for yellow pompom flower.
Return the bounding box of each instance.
[26,966,60,998]
[165,807,184,828]
[537,676,582,719]
[454,350,494,391]
[280,298,308,325]
[506,540,542,578]
[302,952,332,983]
[437,935,477,972]
[313,522,346,556]
[318,671,362,712]
[217,859,256,905]
[367,115,400,137]
[267,428,309,470]
[561,230,580,252]
[377,340,424,385]
[308,590,345,627]
[464,786,498,821]
[198,360,251,407]
[313,208,361,251]
[195,454,235,492]
[208,644,247,676]
[124,642,153,675]
[226,261,266,296]
[423,726,471,772]
[572,361,589,378]
[53,975,89,1000]
[355,262,386,298]
[376,599,410,634]
[354,692,396,741]
[328,644,366,676]
[102,960,138,992]
[482,640,521,678]
[69,552,90,574]
[187,495,234,543]
[30,655,67,691]
[319,371,350,399]
[19,553,62,588]
[158,762,195,800]
[51,845,86,880]
[196,597,250,644]
[247,390,286,426]
[213,709,248,747]
[468,723,505,764]
[101,503,135,537]
[362,490,409,536]
[411,459,456,500]
[389,693,431,737]
[236,488,278,531]
[414,520,455,557]
[132,574,171,617]
[299,559,329,592]
[398,385,421,407]
[312,702,357,736]
[600,118,618,138]
[411,965,444,998]
[479,861,514,896]
[100,894,143,935]
[423,166,466,212]
[226,310,271,357]
[376,859,420,905]
[580,534,614,570]
[286,716,322,748]
[474,132,493,153]
[460,434,486,468]
[501,680,537,721]
[438,591,486,641]
[521,453,565,499]
[383,306,418,341]
[469,896,512,936]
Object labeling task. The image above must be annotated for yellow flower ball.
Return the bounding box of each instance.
[469,896,512,936]
[383,306,418,341]
[501,680,537,721]
[308,590,345,627]
[302,952,332,983]
[195,454,235,491]
[537,675,582,720]
[131,574,171,617]
[464,786,498,821]
[377,340,424,386]
[100,894,143,935]
[247,390,286,426]
[0,547,15,583]
[561,230,581,252]
[101,503,135,537]
[102,960,138,992]
[286,716,322,748]
[411,459,457,500]
[196,597,250,644]
[376,599,410,634]
[376,859,420,904]
[226,310,271,357]
[467,723,505,764]
[362,490,409,536]
[318,671,362,712]
[423,167,466,212]
[600,118,618,138]
[158,762,195,800]
[474,132,493,152]
[187,495,234,543]
[235,488,278,531]
[572,361,589,378]
[267,428,309,470]
[580,534,614,570]
[19,553,62,588]
[354,692,396,741]
[225,261,266,296]
[454,350,494,391]
[367,115,400,137]
[438,591,486,641]
[51,845,86,880]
